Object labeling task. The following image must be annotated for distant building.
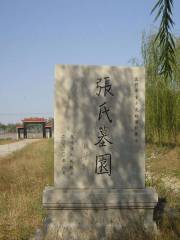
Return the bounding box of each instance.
[16,117,54,139]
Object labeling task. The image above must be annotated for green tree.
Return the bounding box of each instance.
[142,0,180,145]
[151,0,176,81]
[142,33,180,144]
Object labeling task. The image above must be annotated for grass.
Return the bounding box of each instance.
[146,144,180,240]
[0,139,18,145]
[0,139,179,239]
[145,179,180,240]
[0,139,53,240]
[146,144,180,180]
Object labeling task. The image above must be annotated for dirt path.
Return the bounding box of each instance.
[0,139,40,158]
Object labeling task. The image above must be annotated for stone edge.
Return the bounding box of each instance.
[43,187,158,210]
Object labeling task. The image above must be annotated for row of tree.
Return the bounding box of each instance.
[0,123,17,133]
[142,33,180,144]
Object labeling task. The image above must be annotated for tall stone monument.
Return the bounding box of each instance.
[43,65,158,239]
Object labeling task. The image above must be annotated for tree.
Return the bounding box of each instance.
[151,0,176,81]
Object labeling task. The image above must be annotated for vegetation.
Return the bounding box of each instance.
[142,34,180,144]
[0,139,18,145]
[146,144,180,240]
[0,123,17,133]
[0,123,45,134]
[140,0,180,145]
[151,0,176,80]
[146,144,180,180]
[0,139,179,239]
[0,139,53,240]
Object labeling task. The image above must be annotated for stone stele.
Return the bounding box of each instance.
[43,65,158,239]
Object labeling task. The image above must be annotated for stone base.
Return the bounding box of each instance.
[42,187,158,240]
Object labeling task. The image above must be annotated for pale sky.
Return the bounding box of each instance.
[0,0,180,123]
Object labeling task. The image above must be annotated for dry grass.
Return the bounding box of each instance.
[146,144,180,240]
[146,145,180,180]
[0,140,179,239]
[0,139,18,145]
[145,180,180,240]
[0,139,53,240]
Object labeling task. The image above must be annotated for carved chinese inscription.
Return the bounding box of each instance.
[134,77,139,143]
[95,77,114,176]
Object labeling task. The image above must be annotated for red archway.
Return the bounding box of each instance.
[16,117,53,139]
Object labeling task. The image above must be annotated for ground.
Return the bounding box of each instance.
[0,139,18,145]
[0,139,53,240]
[146,144,180,195]
[0,139,39,158]
[0,139,179,239]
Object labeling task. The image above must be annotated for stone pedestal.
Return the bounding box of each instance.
[43,187,158,239]
[42,65,158,239]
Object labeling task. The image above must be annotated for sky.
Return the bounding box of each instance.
[0,0,180,124]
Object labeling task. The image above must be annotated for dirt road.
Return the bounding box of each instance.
[0,139,39,158]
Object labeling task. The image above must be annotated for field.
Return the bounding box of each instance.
[0,139,179,239]
[0,139,18,145]
[146,144,180,240]
[0,139,53,240]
